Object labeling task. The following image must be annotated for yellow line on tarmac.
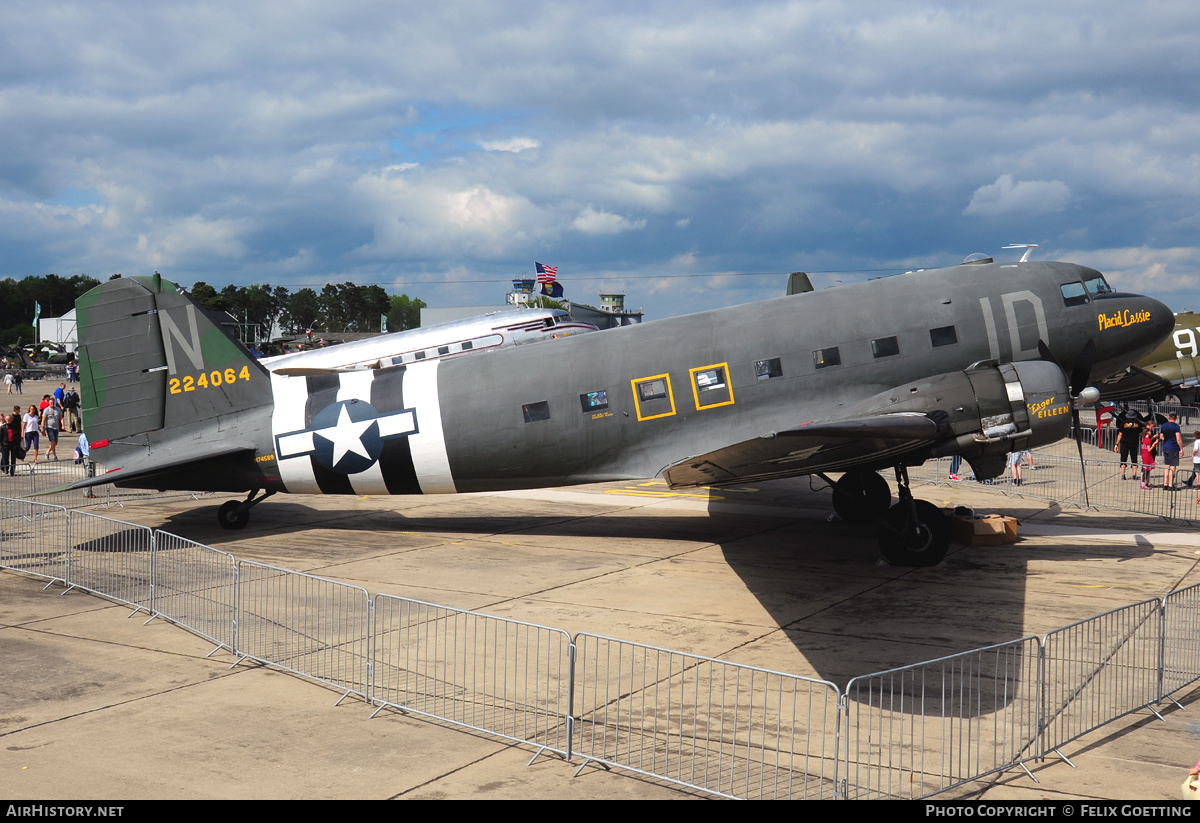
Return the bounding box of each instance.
[604,489,724,500]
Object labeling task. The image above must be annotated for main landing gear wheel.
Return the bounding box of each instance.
[877,499,950,567]
[832,469,891,523]
[218,500,250,530]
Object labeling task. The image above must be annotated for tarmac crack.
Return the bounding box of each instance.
[0,645,246,740]
[386,744,524,799]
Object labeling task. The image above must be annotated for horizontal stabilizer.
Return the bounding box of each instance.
[663,413,941,488]
[60,444,258,491]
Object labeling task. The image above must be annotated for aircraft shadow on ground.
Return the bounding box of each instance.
[145,485,1156,715]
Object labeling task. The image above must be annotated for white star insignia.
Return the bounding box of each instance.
[313,404,375,468]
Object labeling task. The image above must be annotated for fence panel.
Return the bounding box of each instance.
[573,633,841,799]
[911,444,1198,523]
[66,510,154,609]
[1162,584,1200,697]
[1040,599,1163,755]
[842,638,1041,800]
[20,461,93,505]
[372,595,574,757]
[152,530,237,652]
[236,560,370,698]
[0,496,69,582]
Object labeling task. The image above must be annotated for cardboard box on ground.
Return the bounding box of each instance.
[948,512,1020,546]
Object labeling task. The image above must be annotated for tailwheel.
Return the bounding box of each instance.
[877,499,950,566]
[832,469,891,523]
[218,500,250,530]
[216,489,275,530]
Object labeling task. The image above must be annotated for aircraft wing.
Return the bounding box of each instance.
[662,413,943,488]
[61,444,259,491]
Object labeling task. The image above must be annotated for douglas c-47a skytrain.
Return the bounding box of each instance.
[68,257,1173,566]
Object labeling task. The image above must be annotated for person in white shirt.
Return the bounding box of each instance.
[21,405,39,463]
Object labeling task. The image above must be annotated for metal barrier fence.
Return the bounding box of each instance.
[842,638,1041,800]
[371,594,574,758]
[911,445,1199,523]
[1124,402,1200,425]
[235,560,371,700]
[151,531,237,652]
[572,633,841,799]
[3,494,1198,800]
[1040,599,1164,757]
[65,510,154,612]
[1,460,90,503]
[1162,583,1200,698]
[0,497,69,583]
[0,460,214,510]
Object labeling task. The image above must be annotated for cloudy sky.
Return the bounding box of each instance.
[3,1,1199,319]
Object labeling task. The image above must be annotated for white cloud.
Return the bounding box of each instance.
[351,167,548,258]
[2,2,1199,320]
[1054,245,1200,295]
[134,215,249,267]
[963,174,1071,217]
[571,206,647,235]
[479,138,540,152]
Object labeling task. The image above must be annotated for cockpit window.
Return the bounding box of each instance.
[1082,274,1113,296]
[1060,282,1089,307]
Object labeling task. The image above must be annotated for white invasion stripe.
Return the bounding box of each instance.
[378,410,416,437]
[277,430,315,458]
[406,361,456,493]
[334,370,389,495]
[336,370,374,403]
[272,371,321,494]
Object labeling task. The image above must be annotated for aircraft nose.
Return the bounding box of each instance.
[1147,296,1174,343]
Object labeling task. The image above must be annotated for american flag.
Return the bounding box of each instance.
[535,262,558,283]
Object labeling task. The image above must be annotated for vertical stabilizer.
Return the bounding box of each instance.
[77,276,270,442]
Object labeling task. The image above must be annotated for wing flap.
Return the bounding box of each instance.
[663,413,942,488]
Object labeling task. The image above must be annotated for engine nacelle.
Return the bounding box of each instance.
[931,360,1072,457]
[840,360,1073,464]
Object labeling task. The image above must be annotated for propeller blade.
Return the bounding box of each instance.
[1040,338,1095,508]
[1070,339,1096,396]
[1073,404,1091,508]
[1037,339,1060,368]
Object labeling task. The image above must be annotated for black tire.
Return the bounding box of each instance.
[218,500,250,530]
[877,499,949,566]
[832,470,891,523]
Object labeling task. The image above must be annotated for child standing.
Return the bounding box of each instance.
[1142,425,1161,489]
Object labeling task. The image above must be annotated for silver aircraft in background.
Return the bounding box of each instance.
[262,309,598,375]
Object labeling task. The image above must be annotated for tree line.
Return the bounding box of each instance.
[0,275,426,346]
[189,281,427,342]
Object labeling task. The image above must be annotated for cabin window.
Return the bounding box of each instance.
[755,358,783,380]
[871,336,900,358]
[631,374,676,421]
[580,390,609,412]
[929,326,958,347]
[522,401,551,423]
[461,340,473,351]
[414,350,427,360]
[690,363,734,409]
[437,346,450,355]
[638,379,668,401]
[1060,282,1089,307]
[813,347,841,369]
